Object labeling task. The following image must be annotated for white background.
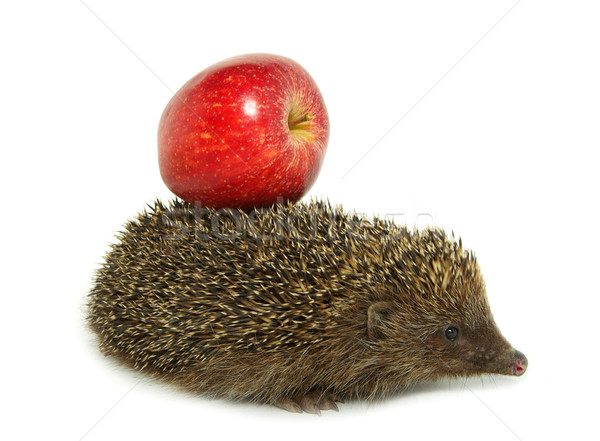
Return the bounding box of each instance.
[2,1,598,440]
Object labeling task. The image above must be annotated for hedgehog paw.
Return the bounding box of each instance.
[275,390,339,415]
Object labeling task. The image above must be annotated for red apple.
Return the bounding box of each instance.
[158,53,329,211]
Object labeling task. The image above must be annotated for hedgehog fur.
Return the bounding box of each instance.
[87,199,527,413]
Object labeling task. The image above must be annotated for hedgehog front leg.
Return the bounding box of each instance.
[275,390,340,415]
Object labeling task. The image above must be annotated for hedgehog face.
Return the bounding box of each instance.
[367,283,527,382]
[422,319,528,378]
[417,282,528,379]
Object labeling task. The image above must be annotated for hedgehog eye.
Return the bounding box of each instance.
[444,326,460,341]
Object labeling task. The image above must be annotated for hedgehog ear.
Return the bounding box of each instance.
[367,301,394,340]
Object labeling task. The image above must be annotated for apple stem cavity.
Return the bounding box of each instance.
[288,102,313,138]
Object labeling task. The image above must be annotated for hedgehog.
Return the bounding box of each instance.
[87,199,527,414]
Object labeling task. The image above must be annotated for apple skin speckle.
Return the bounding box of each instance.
[158,53,329,211]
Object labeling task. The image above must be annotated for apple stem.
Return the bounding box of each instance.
[288,112,313,131]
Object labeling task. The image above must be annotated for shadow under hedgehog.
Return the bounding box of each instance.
[87,199,527,414]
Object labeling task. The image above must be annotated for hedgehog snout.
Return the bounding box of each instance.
[511,350,528,376]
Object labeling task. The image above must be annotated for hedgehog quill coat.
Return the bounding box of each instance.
[88,200,527,413]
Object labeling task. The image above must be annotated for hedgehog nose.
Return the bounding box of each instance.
[512,350,528,376]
